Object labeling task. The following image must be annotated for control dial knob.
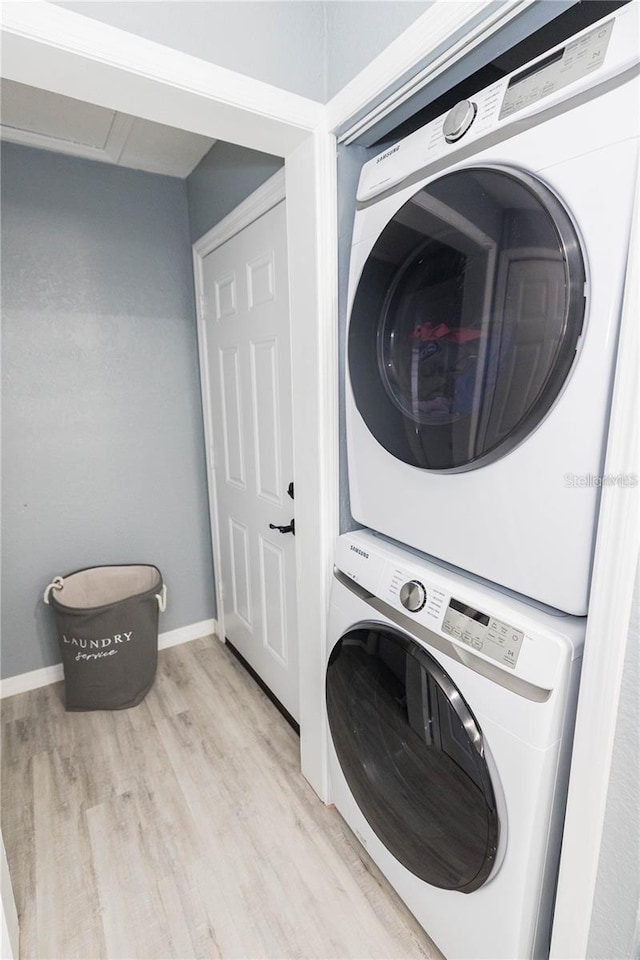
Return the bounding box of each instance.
[399,580,427,613]
[443,99,477,143]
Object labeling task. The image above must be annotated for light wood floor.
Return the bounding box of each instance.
[1,635,443,960]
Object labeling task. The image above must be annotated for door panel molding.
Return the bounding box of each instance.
[259,536,288,667]
[229,517,253,630]
[219,346,247,488]
[251,338,283,506]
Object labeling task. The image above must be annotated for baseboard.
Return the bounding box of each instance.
[0,618,218,699]
[0,663,64,699]
[158,619,218,650]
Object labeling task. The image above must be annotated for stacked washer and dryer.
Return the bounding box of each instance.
[326,5,639,959]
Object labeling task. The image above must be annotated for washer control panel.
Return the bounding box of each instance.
[334,532,585,689]
[442,598,524,670]
[399,580,427,612]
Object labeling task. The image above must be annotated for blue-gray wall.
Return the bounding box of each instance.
[325,2,431,101]
[1,142,216,680]
[56,1,326,100]
[187,141,283,244]
[54,1,430,102]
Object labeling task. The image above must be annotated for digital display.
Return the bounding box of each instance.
[507,48,564,89]
[499,19,613,122]
[448,597,490,627]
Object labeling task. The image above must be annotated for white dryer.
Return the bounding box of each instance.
[346,4,640,614]
[326,530,585,960]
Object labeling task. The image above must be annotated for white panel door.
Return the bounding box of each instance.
[201,201,299,722]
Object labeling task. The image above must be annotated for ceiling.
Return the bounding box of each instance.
[0,78,216,178]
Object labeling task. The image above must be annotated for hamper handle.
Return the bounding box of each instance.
[43,576,64,605]
[156,583,167,612]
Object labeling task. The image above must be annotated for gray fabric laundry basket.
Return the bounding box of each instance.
[44,565,166,711]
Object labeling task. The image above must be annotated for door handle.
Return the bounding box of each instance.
[269,519,295,536]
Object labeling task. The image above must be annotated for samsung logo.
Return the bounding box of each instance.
[350,545,369,558]
[375,145,399,164]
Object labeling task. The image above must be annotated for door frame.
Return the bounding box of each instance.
[192,169,287,661]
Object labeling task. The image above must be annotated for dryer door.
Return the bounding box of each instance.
[326,624,499,893]
[348,166,586,471]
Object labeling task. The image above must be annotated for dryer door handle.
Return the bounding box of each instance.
[417,650,485,758]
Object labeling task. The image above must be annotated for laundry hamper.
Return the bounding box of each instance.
[44,565,166,711]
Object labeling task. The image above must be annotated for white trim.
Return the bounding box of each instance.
[0,2,322,156]
[0,123,113,161]
[193,168,285,255]
[158,619,218,650]
[325,0,533,140]
[0,111,137,167]
[103,112,136,164]
[285,128,339,798]
[0,620,219,699]
[550,179,640,959]
[0,663,64,699]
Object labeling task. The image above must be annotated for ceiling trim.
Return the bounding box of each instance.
[0,111,136,166]
[104,113,136,163]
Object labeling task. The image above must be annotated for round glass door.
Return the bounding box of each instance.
[348,166,586,471]
[326,625,499,893]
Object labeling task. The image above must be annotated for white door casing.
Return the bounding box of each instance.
[194,174,299,722]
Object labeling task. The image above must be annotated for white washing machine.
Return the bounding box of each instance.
[346,3,640,615]
[326,529,585,960]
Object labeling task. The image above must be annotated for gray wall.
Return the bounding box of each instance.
[587,556,640,959]
[1,142,216,680]
[187,141,283,244]
[53,1,430,102]
[325,2,431,101]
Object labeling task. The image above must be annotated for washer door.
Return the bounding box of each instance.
[326,624,499,893]
[349,166,586,471]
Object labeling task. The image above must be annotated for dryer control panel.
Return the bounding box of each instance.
[356,5,636,203]
[499,19,613,120]
[442,598,524,670]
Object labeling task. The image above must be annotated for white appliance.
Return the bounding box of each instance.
[346,4,640,614]
[326,530,585,960]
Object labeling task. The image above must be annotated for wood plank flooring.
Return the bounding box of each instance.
[1,636,443,960]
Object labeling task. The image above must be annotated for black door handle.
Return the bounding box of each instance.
[269,519,295,536]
